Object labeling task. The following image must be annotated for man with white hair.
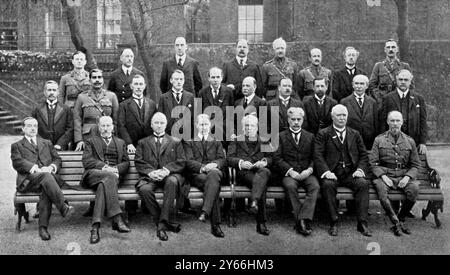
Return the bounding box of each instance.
[108,48,146,103]
[341,74,379,150]
[369,111,421,236]
[261,37,300,101]
[160,37,203,95]
[332,47,367,103]
[314,105,371,237]
[298,48,333,100]
[234,76,266,118]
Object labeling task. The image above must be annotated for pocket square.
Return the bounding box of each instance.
[219,100,223,103]
[416,104,420,108]
[332,136,338,139]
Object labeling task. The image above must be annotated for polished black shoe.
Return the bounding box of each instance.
[391,223,403,237]
[357,222,372,237]
[112,219,131,233]
[157,226,169,241]
[248,200,258,215]
[399,222,411,235]
[256,223,270,236]
[405,211,415,219]
[211,225,225,238]
[328,222,338,237]
[295,220,311,236]
[199,211,208,223]
[39,227,51,241]
[163,221,181,233]
[90,227,100,244]
[61,204,75,218]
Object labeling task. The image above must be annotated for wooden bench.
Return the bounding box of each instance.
[229,154,444,227]
[13,151,233,231]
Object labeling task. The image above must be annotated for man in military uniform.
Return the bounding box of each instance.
[368,39,413,108]
[369,111,421,236]
[73,69,119,152]
[298,48,333,100]
[261,37,300,101]
[59,51,91,108]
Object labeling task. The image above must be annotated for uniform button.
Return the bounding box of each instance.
[122,91,125,94]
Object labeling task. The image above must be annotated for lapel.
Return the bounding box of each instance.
[148,136,158,158]
[92,137,105,162]
[36,137,45,158]
[217,86,226,107]
[249,138,261,157]
[143,98,152,124]
[345,128,355,152]
[117,69,129,84]
[324,97,333,114]
[393,93,402,111]
[21,137,37,154]
[181,91,191,107]
[286,131,299,149]
[54,104,64,124]
[205,87,215,106]
[112,137,123,161]
[309,99,319,122]
[167,92,176,111]
[350,96,363,119]
[128,99,144,126]
[38,104,49,126]
[408,93,416,113]
[330,128,342,151]
[239,140,251,155]
[159,135,170,156]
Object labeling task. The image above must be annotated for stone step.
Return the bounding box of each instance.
[5,120,22,126]
[0,115,16,121]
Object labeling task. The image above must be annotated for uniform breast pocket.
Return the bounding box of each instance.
[378,142,394,156]
[65,85,79,99]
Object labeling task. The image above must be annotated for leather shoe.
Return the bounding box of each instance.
[399,222,411,235]
[157,226,168,241]
[328,222,338,237]
[198,211,208,223]
[295,220,311,236]
[357,222,372,237]
[90,227,100,244]
[256,223,270,236]
[39,227,51,241]
[112,219,131,233]
[405,211,415,219]
[61,205,75,218]
[248,200,258,215]
[211,225,225,238]
[163,221,181,233]
[391,223,403,236]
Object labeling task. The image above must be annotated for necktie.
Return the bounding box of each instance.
[243,98,248,109]
[318,100,324,106]
[138,98,143,108]
[357,97,363,108]
[292,132,300,144]
[30,138,36,146]
[126,70,130,76]
[282,99,289,107]
[212,89,217,99]
[156,137,162,155]
[175,93,181,103]
[240,59,244,69]
[178,58,183,68]
[336,129,345,143]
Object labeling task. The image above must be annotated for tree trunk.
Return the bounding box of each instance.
[60,0,97,71]
[394,0,411,63]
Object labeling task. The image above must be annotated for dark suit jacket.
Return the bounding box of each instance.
[380,91,427,145]
[273,129,315,176]
[303,95,337,135]
[341,94,379,149]
[159,90,195,136]
[267,97,305,132]
[32,103,73,150]
[222,58,263,99]
[183,136,226,179]
[198,85,234,117]
[314,126,369,177]
[81,136,130,187]
[107,67,146,103]
[160,56,203,96]
[234,95,267,118]
[332,67,367,103]
[118,97,157,146]
[11,137,62,192]
[227,136,273,169]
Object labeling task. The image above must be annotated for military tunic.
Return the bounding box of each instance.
[297,65,333,100]
[73,89,119,143]
[58,70,91,108]
[261,57,300,101]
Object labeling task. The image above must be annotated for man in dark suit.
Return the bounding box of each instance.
[107,48,146,103]
[332,47,367,103]
[381,69,428,155]
[222,39,263,100]
[184,114,226,238]
[314,105,371,237]
[234,76,267,118]
[341,75,379,150]
[267,78,305,133]
[227,115,272,236]
[32,80,73,151]
[159,70,195,138]
[160,37,203,95]
[135,113,187,241]
[11,117,74,241]
[303,78,337,135]
[273,107,319,236]
[81,116,131,244]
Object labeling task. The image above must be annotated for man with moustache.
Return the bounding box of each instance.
[303,78,337,135]
[267,78,305,133]
[184,114,226,238]
[160,37,203,96]
[298,48,333,100]
[370,111,421,236]
[314,105,371,237]
[81,116,130,244]
[222,39,263,100]
[227,115,272,236]
[59,51,91,108]
[11,117,74,241]
[261,38,300,101]
[341,75,379,150]
[135,113,186,241]
[108,48,146,103]
[273,107,319,236]
[332,47,367,103]
[32,80,73,151]
[369,39,413,108]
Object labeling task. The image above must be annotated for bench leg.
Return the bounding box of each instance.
[422,201,443,228]
[14,203,30,232]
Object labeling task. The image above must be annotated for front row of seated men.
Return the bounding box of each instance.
[12,104,421,243]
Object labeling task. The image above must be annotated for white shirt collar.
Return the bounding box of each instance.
[245,93,256,103]
[47,99,57,106]
[172,88,183,95]
[279,96,290,102]
[290,128,301,134]
[210,85,220,92]
[314,94,326,102]
[122,65,132,75]
[397,88,409,98]
[176,54,187,66]
[236,56,247,66]
[353,93,365,99]
[333,126,346,132]
[133,94,144,100]
[346,65,356,70]
[198,133,209,140]
[26,136,36,144]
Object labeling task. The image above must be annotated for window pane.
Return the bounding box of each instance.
[255,19,263,33]
[238,6,246,19]
[246,6,255,19]
[238,20,247,33]
[254,6,263,20]
[246,20,255,33]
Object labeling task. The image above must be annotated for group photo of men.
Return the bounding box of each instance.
[10,35,430,248]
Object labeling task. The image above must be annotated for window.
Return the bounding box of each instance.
[238,0,263,43]
[97,0,121,49]
[0,21,18,50]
